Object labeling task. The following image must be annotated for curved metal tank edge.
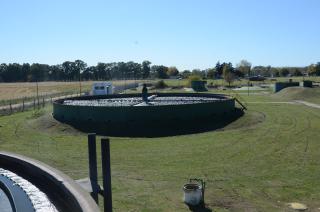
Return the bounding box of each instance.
[52,93,237,136]
[0,151,100,212]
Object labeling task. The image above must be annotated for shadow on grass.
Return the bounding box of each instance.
[187,203,212,212]
[63,108,244,137]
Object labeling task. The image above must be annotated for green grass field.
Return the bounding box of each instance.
[0,87,320,211]
[163,76,320,88]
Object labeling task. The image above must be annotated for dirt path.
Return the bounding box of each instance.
[247,101,298,104]
[247,100,320,109]
[294,100,320,109]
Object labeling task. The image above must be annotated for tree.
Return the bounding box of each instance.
[62,61,77,80]
[181,70,191,78]
[191,69,204,78]
[21,63,30,81]
[167,66,179,77]
[0,63,7,82]
[151,65,169,79]
[223,63,235,87]
[308,63,320,76]
[237,60,251,77]
[6,63,22,82]
[142,60,151,79]
[82,66,96,80]
[215,61,223,77]
[96,63,107,80]
[293,68,303,76]
[49,64,63,81]
[207,68,215,79]
[280,68,290,77]
[29,63,50,82]
[126,61,142,79]
[266,65,272,77]
[75,60,87,77]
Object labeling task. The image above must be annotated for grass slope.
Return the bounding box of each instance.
[0,94,320,211]
[273,87,320,104]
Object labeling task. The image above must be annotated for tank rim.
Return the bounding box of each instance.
[53,92,234,108]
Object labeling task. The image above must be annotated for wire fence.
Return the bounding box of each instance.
[0,82,140,116]
[0,92,80,116]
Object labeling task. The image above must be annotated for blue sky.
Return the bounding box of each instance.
[0,0,319,70]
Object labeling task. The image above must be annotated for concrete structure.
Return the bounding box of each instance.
[0,152,100,212]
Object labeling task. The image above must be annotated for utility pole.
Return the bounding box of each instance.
[36,79,39,109]
[79,68,82,96]
[247,67,251,96]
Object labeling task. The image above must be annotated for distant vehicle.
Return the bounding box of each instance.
[248,76,266,81]
[91,82,113,95]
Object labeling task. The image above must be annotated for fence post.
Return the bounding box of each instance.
[33,99,36,110]
[42,97,45,107]
[101,138,113,212]
[9,101,12,114]
[88,133,99,203]
[22,98,25,111]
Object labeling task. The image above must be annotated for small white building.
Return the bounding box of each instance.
[91,82,113,95]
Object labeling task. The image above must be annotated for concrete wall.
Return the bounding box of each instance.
[0,152,99,212]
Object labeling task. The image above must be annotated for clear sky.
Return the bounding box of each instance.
[0,0,319,70]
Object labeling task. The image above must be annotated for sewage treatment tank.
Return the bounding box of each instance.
[53,93,237,136]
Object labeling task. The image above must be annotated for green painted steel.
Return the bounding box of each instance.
[274,82,300,92]
[191,81,207,91]
[299,80,313,88]
[53,93,236,136]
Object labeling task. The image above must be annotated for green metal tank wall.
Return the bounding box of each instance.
[274,82,299,92]
[191,81,207,91]
[53,93,236,136]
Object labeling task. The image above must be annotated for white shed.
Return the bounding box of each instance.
[91,82,113,95]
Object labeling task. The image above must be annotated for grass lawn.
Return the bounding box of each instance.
[0,90,320,211]
[163,76,320,89]
[273,87,320,105]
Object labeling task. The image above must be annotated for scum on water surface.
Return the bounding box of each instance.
[62,96,224,107]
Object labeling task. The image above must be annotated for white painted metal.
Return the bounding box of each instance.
[183,183,202,206]
[91,82,113,95]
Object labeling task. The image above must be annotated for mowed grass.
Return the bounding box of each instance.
[163,76,320,88]
[0,92,320,211]
[273,87,320,105]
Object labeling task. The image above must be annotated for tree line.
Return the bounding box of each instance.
[182,61,320,79]
[0,59,320,82]
[0,60,181,82]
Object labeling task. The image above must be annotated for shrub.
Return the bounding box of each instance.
[154,80,168,89]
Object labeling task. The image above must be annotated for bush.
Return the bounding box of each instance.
[154,80,168,89]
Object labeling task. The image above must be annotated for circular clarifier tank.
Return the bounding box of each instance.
[53,93,238,137]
